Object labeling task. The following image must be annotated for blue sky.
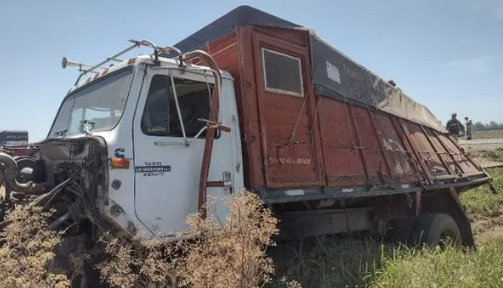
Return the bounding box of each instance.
[1,0,502,141]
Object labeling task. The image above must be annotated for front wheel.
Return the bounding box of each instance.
[412,213,461,247]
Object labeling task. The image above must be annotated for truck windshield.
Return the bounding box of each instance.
[48,67,134,138]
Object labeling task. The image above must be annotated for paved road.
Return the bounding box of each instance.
[459,139,503,149]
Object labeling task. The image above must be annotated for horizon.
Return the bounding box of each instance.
[1,0,502,141]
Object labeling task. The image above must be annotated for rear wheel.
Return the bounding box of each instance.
[412,213,461,247]
[391,216,418,244]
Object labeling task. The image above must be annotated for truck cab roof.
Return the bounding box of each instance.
[68,54,234,95]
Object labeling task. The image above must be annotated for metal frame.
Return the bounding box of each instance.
[71,39,183,85]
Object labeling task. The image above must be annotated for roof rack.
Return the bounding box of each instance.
[62,39,183,85]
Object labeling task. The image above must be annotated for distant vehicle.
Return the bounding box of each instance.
[0,130,28,146]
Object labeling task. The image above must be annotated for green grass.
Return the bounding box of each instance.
[472,130,503,140]
[460,168,503,217]
[466,148,503,164]
[268,237,389,288]
[368,238,503,288]
[270,237,503,288]
[269,168,503,288]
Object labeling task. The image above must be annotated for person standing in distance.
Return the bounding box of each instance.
[446,113,465,142]
[464,116,473,140]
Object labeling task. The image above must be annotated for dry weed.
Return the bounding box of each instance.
[0,205,71,288]
[97,232,180,288]
[98,191,279,288]
[179,191,279,288]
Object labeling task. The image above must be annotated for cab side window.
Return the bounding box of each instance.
[141,75,213,138]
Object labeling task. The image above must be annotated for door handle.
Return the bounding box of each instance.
[206,172,233,191]
[154,141,185,146]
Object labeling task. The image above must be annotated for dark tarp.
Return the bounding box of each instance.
[165,5,446,133]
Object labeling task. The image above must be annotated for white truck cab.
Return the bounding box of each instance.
[47,41,244,239]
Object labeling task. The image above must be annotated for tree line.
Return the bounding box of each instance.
[472,121,503,131]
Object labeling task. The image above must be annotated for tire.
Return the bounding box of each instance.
[412,213,461,247]
[392,216,418,244]
[14,157,37,183]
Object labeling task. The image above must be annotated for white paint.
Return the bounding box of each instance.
[382,138,413,174]
[342,188,354,193]
[326,61,341,84]
[132,67,243,238]
[401,184,410,189]
[54,57,243,241]
[285,189,305,196]
[383,138,394,151]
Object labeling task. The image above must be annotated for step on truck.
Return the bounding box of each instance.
[0,4,493,269]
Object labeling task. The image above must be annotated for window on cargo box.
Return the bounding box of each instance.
[141,75,213,138]
[262,48,304,96]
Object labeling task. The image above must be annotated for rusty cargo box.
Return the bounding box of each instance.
[166,6,489,203]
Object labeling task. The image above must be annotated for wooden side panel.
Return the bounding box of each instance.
[351,106,390,184]
[424,128,458,174]
[318,97,420,188]
[193,29,266,189]
[403,121,449,178]
[376,113,418,181]
[434,131,483,175]
[250,28,325,188]
[398,119,485,181]
[318,98,366,187]
[239,27,267,189]
[194,25,486,195]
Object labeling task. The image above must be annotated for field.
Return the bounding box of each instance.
[461,129,503,168]
[466,147,503,169]
[472,129,503,140]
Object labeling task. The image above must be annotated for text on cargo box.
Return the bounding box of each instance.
[269,157,312,165]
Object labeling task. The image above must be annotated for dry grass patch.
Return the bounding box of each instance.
[0,205,71,288]
[98,191,279,288]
